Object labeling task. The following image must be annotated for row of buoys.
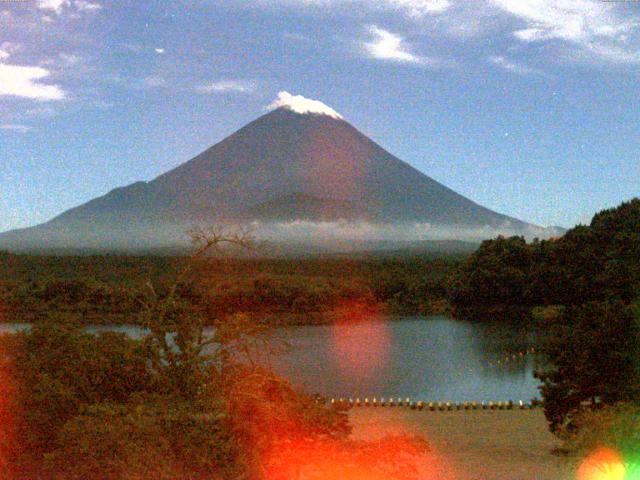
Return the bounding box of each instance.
[323,397,543,410]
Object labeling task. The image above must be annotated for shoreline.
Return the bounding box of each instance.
[1,309,542,328]
[0,311,447,327]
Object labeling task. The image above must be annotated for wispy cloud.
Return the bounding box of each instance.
[582,43,640,64]
[383,0,450,18]
[363,25,426,65]
[141,76,166,88]
[26,105,58,118]
[0,42,21,61]
[58,53,81,66]
[196,80,256,94]
[0,124,33,133]
[0,64,66,101]
[256,0,451,18]
[37,0,71,14]
[75,0,102,12]
[36,0,102,16]
[489,0,640,64]
[255,0,640,66]
[488,55,548,76]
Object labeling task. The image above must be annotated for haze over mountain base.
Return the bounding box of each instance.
[0,219,564,255]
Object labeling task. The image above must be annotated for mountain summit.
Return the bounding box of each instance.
[0,93,558,252]
[267,91,344,119]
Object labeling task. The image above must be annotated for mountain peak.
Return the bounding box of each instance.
[267,91,343,120]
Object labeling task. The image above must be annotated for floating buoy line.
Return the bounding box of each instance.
[315,397,543,410]
[312,347,544,411]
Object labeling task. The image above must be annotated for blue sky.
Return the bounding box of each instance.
[1,0,639,232]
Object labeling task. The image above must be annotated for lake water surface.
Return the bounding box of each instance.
[0,316,542,403]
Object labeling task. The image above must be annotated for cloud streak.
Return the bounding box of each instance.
[37,0,71,14]
[363,26,427,64]
[254,0,640,66]
[0,124,32,133]
[379,0,450,18]
[0,64,66,101]
[75,0,102,11]
[37,0,102,15]
[488,55,548,76]
[0,42,20,61]
[196,79,256,94]
[255,0,451,18]
[248,219,561,244]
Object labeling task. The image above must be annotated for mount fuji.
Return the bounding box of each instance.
[0,92,562,253]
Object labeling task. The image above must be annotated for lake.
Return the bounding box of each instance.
[0,316,542,403]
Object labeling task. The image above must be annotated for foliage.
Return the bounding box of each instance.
[0,318,154,478]
[43,401,238,480]
[447,236,534,317]
[446,236,536,324]
[534,301,640,435]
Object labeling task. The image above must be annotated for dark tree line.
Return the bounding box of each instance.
[449,198,640,313]
[0,252,460,325]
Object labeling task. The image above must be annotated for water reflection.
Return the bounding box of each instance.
[270,316,543,402]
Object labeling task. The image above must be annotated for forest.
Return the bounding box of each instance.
[0,251,461,325]
[448,198,640,316]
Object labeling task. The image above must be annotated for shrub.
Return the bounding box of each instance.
[43,401,238,480]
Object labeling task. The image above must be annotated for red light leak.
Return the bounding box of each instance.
[299,129,368,205]
[0,344,18,473]
[329,302,391,382]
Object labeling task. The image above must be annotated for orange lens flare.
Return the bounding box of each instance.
[350,407,458,480]
[264,434,436,480]
[578,448,627,480]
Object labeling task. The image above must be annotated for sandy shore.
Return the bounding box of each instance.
[349,408,575,480]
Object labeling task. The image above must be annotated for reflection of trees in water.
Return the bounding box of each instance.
[470,317,545,380]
